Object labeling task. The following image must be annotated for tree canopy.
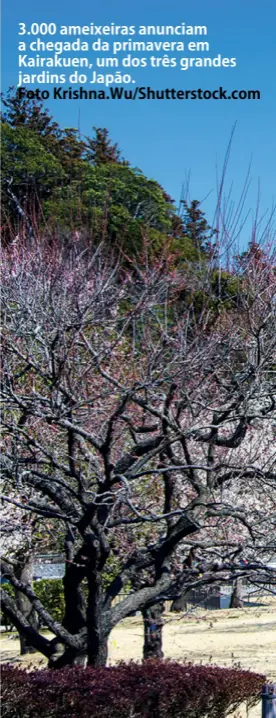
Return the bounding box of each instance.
[1,239,275,667]
[1,88,215,265]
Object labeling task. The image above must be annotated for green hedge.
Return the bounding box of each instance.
[1,579,65,627]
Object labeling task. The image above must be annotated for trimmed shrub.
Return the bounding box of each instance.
[1,660,264,718]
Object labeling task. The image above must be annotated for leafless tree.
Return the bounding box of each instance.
[1,238,276,667]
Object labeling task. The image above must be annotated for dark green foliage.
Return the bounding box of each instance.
[0,88,232,273]
[2,661,264,718]
[85,127,124,165]
[1,89,219,266]
[1,580,65,627]
[167,235,204,264]
[0,88,183,256]
[181,199,217,255]
[174,267,242,330]
[35,580,65,623]
[1,86,60,136]
[1,122,65,200]
[210,269,242,308]
[42,162,175,252]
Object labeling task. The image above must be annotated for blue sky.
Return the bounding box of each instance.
[2,0,276,248]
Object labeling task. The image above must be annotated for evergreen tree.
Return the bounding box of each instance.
[85,127,124,165]
[181,199,217,254]
[0,89,195,260]
[1,86,60,138]
[57,128,87,178]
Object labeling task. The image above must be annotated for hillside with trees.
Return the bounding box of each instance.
[1,88,217,264]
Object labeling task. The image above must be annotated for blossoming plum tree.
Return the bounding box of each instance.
[1,237,275,667]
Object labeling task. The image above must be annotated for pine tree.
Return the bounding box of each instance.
[85,127,124,165]
[1,86,60,138]
[181,199,216,254]
[57,128,87,177]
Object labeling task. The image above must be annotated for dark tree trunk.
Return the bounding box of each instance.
[87,566,108,667]
[62,556,87,635]
[171,593,188,612]
[48,642,87,669]
[142,602,164,659]
[50,544,90,668]
[50,538,109,668]
[171,550,198,612]
[15,551,38,655]
[230,578,243,608]
[87,634,108,667]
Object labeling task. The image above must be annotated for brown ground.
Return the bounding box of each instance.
[1,599,276,718]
